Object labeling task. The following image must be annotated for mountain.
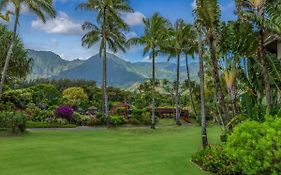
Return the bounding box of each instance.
[27,50,199,88]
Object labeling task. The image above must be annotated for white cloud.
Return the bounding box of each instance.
[191,0,197,9]
[4,3,29,14]
[31,11,82,35]
[125,31,137,39]
[123,11,145,26]
[143,56,151,62]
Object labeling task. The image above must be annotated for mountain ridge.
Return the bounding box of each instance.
[27,49,199,88]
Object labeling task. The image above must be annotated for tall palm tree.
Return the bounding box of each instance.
[162,19,193,125]
[195,0,229,123]
[128,13,170,129]
[242,0,281,114]
[78,0,133,125]
[183,27,199,120]
[197,27,208,148]
[0,0,56,96]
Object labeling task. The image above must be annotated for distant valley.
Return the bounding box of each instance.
[27,49,199,88]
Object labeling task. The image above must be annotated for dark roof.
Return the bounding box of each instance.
[265,35,281,54]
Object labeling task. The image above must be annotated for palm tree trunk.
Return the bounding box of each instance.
[103,41,109,126]
[185,54,198,120]
[175,54,181,126]
[0,8,20,96]
[151,51,156,129]
[198,36,208,148]
[208,33,229,123]
[259,28,272,114]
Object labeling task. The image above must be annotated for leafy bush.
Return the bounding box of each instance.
[128,118,141,125]
[0,102,15,111]
[0,112,27,132]
[72,112,90,126]
[55,106,74,120]
[140,112,152,125]
[30,84,60,106]
[131,108,144,119]
[62,87,88,107]
[1,89,33,109]
[192,145,240,175]
[225,116,281,175]
[110,116,124,126]
[31,110,54,123]
[88,117,102,126]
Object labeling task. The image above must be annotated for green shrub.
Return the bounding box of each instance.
[0,102,16,111]
[128,118,141,125]
[225,115,281,175]
[72,112,90,126]
[62,87,88,107]
[116,107,126,115]
[1,89,33,109]
[110,115,124,126]
[32,110,54,123]
[0,112,27,132]
[140,112,152,125]
[131,108,144,119]
[27,121,75,128]
[30,84,60,106]
[88,117,102,126]
[192,145,240,175]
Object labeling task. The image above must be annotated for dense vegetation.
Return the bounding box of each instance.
[0,0,281,174]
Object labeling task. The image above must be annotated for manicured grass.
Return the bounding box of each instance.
[0,124,220,175]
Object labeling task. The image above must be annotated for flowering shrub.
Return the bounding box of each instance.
[55,106,74,119]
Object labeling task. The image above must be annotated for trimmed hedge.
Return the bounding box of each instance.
[27,121,76,128]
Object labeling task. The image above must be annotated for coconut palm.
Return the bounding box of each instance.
[77,0,133,125]
[242,0,281,114]
[128,13,171,129]
[0,11,12,22]
[194,0,229,123]
[183,27,199,121]
[0,0,56,96]
[162,19,195,125]
[197,27,208,148]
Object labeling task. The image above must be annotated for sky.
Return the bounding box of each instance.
[2,0,236,62]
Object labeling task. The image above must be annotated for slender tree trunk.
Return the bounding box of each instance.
[198,36,208,148]
[103,41,109,126]
[0,8,20,96]
[185,54,198,120]
[175,54,181,126]
[259,28,272,114]
[208,32,229,123]
[151,51,156,129]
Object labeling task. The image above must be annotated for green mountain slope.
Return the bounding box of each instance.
[28,50,199,87]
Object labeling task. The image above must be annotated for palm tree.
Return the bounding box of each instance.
[162,19,194,125]
[0,0,56,96]
[128,13,170,129]
[194,0,229,123]
[0,11,12,22]
[197,27,208,148]
[242,0,281,114]
[183,27,199,120]
[77,0,133,125]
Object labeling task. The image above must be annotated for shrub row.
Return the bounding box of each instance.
[192,115,281,175]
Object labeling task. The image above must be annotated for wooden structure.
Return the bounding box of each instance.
[147,107,189,123]
[111,102,130,117]
[265,35,281,64]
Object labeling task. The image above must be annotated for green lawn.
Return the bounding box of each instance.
[0,124,220,175]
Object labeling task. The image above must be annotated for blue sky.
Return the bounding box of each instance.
[3,0,236,62]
